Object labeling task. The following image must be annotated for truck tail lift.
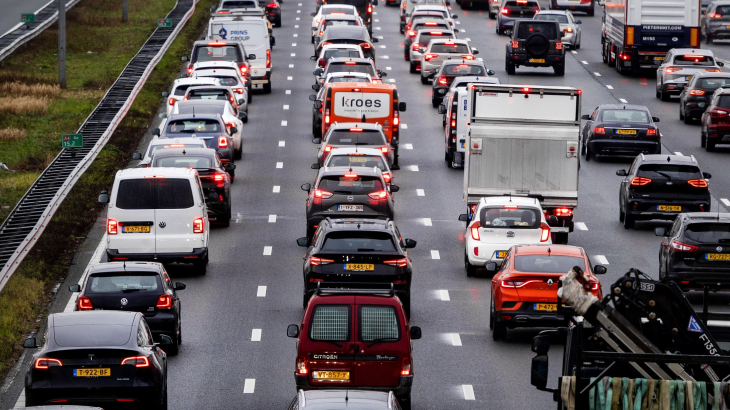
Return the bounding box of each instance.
[531,267,730,408]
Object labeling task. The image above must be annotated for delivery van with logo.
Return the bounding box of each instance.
[319,83,406,168]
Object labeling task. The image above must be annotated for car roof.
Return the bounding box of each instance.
[684,212,730,222]
[416,28,453,34]
[327,57,374,64]
[51,311,139,328]
[117,167,198,179]
[326,217,392,231]
[148,137,206,146]
[192,61,239,68]
[411,16,448,22]
[512,244,585,257]
[451,77,499,88]
[322,44,362,50]
[321,166,382,176]
[639,154,698,165]
[327,147,386,156]
[597,104,649,111]
[168,112,222,121]
[185,85,232,92]
[88,261,163,274]
[151,147,217,159]
[671,48,714,56]
[322,25,369,40]
[173,78,220,87]
[692,71,730,78]
[324,82,396,91]
[479,196,542,207]
[414,5,448,11]
[443,59,483,66]
[177,99,229,108]
[321,4,356,9]
[536,10,570,15]
[329,122,383,130]
[193,40,242,47]
[322,14,359,20]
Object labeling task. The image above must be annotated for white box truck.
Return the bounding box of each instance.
[463,84,581,243]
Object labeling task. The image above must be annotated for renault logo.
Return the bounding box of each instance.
[718,246,723,253]
[347,196,354,202]
[121,298,128,306]
[159,221,166,228]
[547,279,554,286]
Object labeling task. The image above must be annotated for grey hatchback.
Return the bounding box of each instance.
[155,113,236,168]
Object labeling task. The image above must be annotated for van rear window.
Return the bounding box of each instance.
[187,89,230,101]
[221,0,258,7]
[167,119,221,133]
[116,179,194,209]
[195,46,241,63]
[479,207,540,229]
[309,305,350,342]
[359,305,400,342]
[173,83,216,96]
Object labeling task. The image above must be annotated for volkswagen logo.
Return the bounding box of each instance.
[547,279,554,287]
[347,196,354,202]
[159,221,166,228]
[120,298,128,306]
[718,246,723,253]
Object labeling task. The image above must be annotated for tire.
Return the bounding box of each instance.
[660,85,670,101]
[684,113,692,124]
[445,150,452,163]
[164,334,179,356]
[228,168,235,178]
[576,40,581,50]
[234,147,242,160]
[493,321,507,341]
[311,36,314,44]
[707,139,716,152]
[194,260,207,275]
[679,104,685,121]
[623,205,634,229]
[489,300,495,330]
[263,82,272,94]
[619,205,625,223]
[400,294,411,319]
[585,146,592,161]
[506,60,515,75]
[421,75,429,85]
[409,62,417,73]
[398,394,412,410]
[223,205,232,227]
[708,35,714,44]
[496,26,501,35]
[701,130,707,148]
[616,58,625,75]
[489,12,496,19]
[553,232,569,245]
[554,64,565,76]
[404,49,410,61]
[601,41,608,63]
[248,89,253,104]
[465,252,477,277]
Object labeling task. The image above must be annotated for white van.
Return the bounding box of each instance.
[208,14,274,93]
[100,168,210,274]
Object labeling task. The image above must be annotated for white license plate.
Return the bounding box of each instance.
[252,83,263,89]
[252,80,268,84]
[338,205,363,211]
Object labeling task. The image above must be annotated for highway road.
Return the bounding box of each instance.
[0,0,63,37]
[4,0,730,408]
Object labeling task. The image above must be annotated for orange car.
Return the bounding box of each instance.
[490,244,606,341]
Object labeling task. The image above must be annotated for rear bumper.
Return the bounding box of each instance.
[666,265,730,288]
[295,374,413,398]
[587,139,660,156]
[662,80,688,95]
[625,199,710,221]
[145,311,178,338]
[706,128,730,144]
[509,52,565,67]
[25,386,161,407]
[106,247,208,263]
[496,305,566,328]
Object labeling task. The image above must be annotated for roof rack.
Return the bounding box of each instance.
[315,282,396,296]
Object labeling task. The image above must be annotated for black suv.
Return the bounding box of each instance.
[302,166,398,238]
[69,262,186,355]
[296,218,416,315]
[505,20,565,76]
[656,213,730,291]
[616,154,712,229]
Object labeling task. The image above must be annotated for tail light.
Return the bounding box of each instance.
[406,23,411,30]
[501,279,527,288]
[534,7,539,12]
[553,208,572,217]
[380,146,389,154]
[630,177,651,186]
[310,257,334,265]
[555,42,563,50]
[401,357,412,376]
[666,67,682,73]
[325,114,331,124]
[78,296,93,311]
[437,75,448,85]
[232,88,244,93]
[324,145,333,153]
[671,240,699,252]
[107,219,118,235]
[225,122,235,130]
[394,110,400,126]
[319,30,324,36]
[382,173,391,183]
[267,2,279,7]
[564,27,573,33]
[384,258,407,268]
[157,294,173,309]
[646,128,657,137]
[470,221,480,240]
[297,356,308,375]
[344,61,357,65]
[504,205,518,209]
[239,64,248,75]
[314,189,334,198]
[594,127,605,135]
[688,179,708,188]
[707,68,722,72]
[501,7,509,14]
[412,43,420,51]
[344,172,358,178]
[711,12,722,18]
[461,54,475,60]
[424,54,438,61]
[470,204,477,214]
[266,49,271,68]
[711,109,728,118]
[590,282,600,291]
[689,89,706,96]
[168,98,176,106]
[540,222,550,242]
[367,4,373,13]
[193,218,204,233]
[368,190,388,200]
[218,136,229,148]
[122,356,150,367]
[451,119,456,127]
[214,173,225,182]
[408,30,416,37]
[217,10,230,13]
[511,40,519,49]
[359,42,372,49]
[186,66,193,75]
[35,358,62,369]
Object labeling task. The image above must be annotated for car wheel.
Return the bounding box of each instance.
[489,299,495,330]
[708,35,714,44]
[684,113,692,124]
[404,49,410,60]
[701,130,707,148]
[263,82,272,94]
[311,35,314,44]
[616,58,625,75]
[581,138,587,155]
[706,139,716,152]
[492,321,507,341]
[660,85,670,101]
[506,60,515,75]
[235,147,242,160]
[575,40,581,50]
[248,89,253,104]
[619,205,625,223]
[554,64,565,76]
[398,394,412,410]
[224,205,232,226]
[465,252,477,277]
[623,205,635,229]
[165,334,179,356]
[585,145,592,161]
[156,380,168,410]
[432,96,440,107]
[679,104,685,121]
[409,62,417,73]
[421,75,429,85]
[553,232,569,244]
[228,168,235,178]
[194,259,207,275]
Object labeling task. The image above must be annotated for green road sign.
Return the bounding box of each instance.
[21,13,35,23]
[62,134,83,148]
[158,18,172,28]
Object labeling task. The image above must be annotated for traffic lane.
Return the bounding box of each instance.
[0,0,53,36]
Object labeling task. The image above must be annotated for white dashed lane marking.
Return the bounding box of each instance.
[431,250,440,259]
[268,215,277,223]
[722,198,730,207]
[279,141,285,147]
[594,72,601,76]
[388,79,396,83]
[463,385,475,400]
[606,85,614,89]
[289,64,294,68]
[251,329,262,341]
[379,45,386,48]
[273,186,281,193]
[450,333,462,346]
[401,124,408,129]
[382,55,389,59]
[594,255,609,265]
[292,43,297,47]
[423,218,432,226]
[581,60,588,65]
[410,165,419,172]
[386,66,392,70]
[571,50,578,54]
[283,105,289,110]
[293,34,298,37]
[290,53,296,57]
[276,162,283,169]
[281,120,288,126]
[416,189,425,196]
[375,19,379,22]
[296,17,300,20]
[244,379,256,394]
[439,290,450,301]
[263,246,272,256]
[295,24,299,28]
[287,76,293,80]
[296,9,301,12]
[286,90,291,94]
[257,286,267,297]
[619,98,628,103]
[574,222,588,231]
[405,143,413,150]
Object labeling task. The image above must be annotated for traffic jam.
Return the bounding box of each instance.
[13,0,730,407]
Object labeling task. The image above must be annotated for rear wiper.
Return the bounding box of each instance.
[367,337,398,348]
[322,340,343,347]
[357,248,375,252]
[122,288,142,293]
[650,170,672,180]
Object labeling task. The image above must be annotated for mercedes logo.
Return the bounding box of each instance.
[547,279,554,286]
[121,298,128,306]
[347,196,354,202]
[718,246,723,253]
[159,221,166,228]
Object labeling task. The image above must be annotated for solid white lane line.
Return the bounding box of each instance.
[410,165,419,171]
[581,60,588,64]
[431,250,440,259]
[594,72,601,76]
[594,255,609,265]
[606,85,614,89]
[268,215,277,223]
[283,105,289,110]
[423,218,432,226]
[273,186,281,193]
[674,151,683,156]
[276,162,283,169]
[416,189,425,196]
[463,385,475,400]
[251,329,262,341]
[574,222,588,231]
[439,290,450,301]
[286,90,291,94]
[571,50,577,54]
[263,246,272,256]
[279,141,286,147]
[244,379,256,393]
[619,98,628,103]
[722,198,730,207]
[405,143,413,150]
[451,333,462,346]
[281,120,288,126]
[257,286,267,297]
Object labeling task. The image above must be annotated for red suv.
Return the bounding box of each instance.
[287,289,421,410]
[701,87,730,151]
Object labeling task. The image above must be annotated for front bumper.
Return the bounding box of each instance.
[587,139,660,156]
[295,374,413,399]
[107,247,208,264]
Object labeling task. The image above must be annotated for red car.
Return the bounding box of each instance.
[701,87,730,151]
[490,244,605,340]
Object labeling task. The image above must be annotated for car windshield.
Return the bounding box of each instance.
[317,175,384,194]
[326,63,375,76]
[535,13,569,23]
[430,43,470,53]
[328,130,384,145]
[187,90,230,100]
[685,223,730,242]
[309,305,350,342]
[517,22,557,38]
[698,78,730,89]
[479,207,540,229]
[513,255,586,273]
[444,64,485,75]
[87,273,160,293]
[201,76,239,87]
[167,119,221,133]
[327,76,368,83]
[324,50,362,60]
[673,54,715,66]
[321,231,396,252]
[359,305,400,342]
[417,33,452,45]
[328,154,386,170]
[601,109,650,123]
[116,179,194,209]
[195,45,240,63]
[636,164,703,180]
[154,156,213,168]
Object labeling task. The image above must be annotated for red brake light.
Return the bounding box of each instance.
[157,294,173,309]
[470,204,477,214]
[711,12,722,18]
[239,64,248,74]
[122,356,150,367]
[359,42,372,49]
[511,40,520,48]
[266,49,271,68]
[552,207,572,217]
[267,2,279,7]
[310,256,335,265]
[208,41,226,46]
[461,54,475,60]
[564,27,573,33]
[688,179,708,188]
[429,31,443,35]
[214,173,224,181]
[314,189,334,198]
[324,145,333,153]
[232,88,244,93]
[344,173,358,178]
[706,68,722,72]
[501,7,509,14]
[523,87,530,93]
[349,128,363,132]
[590,282,600,291]
[218,136,229,148]
[384,258,407,267]
[217,10,230,13]
[712,109,728,117]
[501,279,527,288]
[344,61,357,65]
[630,177,652,186]
[671,240,699,252]
[168,98,176,106]
[470,221,481,241]
[367,4,373,12]
[368,190,388,199]
[193,218,204,233]
[319,30,323,36]
[406,23,411,30]
[540,222,550,242]
[424,54,438,61]
[424,22,437,26]
[107,219,118,235]
[594,126,605,135]
[689,89,705,96]
[35,358,62,369]
[78,296,93,311]
[666,67,682,73]
[187,66,193,75]
[408,30,417,37]
[382,173,391,183]
[380,146,389,154]
[297,356,308,374]
[646,128,657,137]
[437,75,448,85]
[503,205,519,209]
[412,43,420,51]
[401,357,412,376]
[555,42,563,50]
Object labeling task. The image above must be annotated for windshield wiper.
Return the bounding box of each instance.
[650,170,672,180]
[322,340,343,347]
[122,288,143,293]
[357,248,375,252]
[367,337,398,348]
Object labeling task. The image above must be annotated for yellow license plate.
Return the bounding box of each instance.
[345,263,374,271]
[123,225,150,233]
[496,251,508,258]
[534,303,557,311]
[74,368,110,377]
[616,129,637,135]
[312,371,350,380]
[654,56,665,61]
[529,58,545,63]
[657,205,681,212]
[707,253,730,261]
[349,157,367,162]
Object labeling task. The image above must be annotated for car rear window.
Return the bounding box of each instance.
[326,63,375,76]
[698,77,730,89]
[430,43,469,53]
[147,143,205,157]
[167,119,222,133]
[636,164,703,180]
[718,95,730,109]
[187,89,230,101]
[534,13,569,23]
[359,305,400,342]
[415,10,448,18]
[328,154,386,170]
[325,20,358,28]
[517,22,556,38]
[221,0,257,7]
[173,83,216,96]
[513,255,586,273]
[328,130,385,145]
[327,76,369,83]
[321,231,396,252]
[154,156,213,168]
[601,109,650,123]
[506,0,539,8]
[684,223,730,242]
[116,179,195,209]
[444,64,485,75]
[479,207,540,229]
[324,8,356,15]
[54,325,132,347]
[195,46,241,63]
[204,76,240,87]
[327,0,368,7]
[417,32,453,45]
[324,50,362,60]
[317,175,384,194]
[309,305,351,342]
[673,54,715,66]
[87,273,160,293]
[413,22,449,31]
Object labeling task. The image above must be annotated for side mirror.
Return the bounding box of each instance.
[312,84,320,91]
[98,190,110,204]
[652,116,660,122]
[390,185,400,193]
[248,54,256,60]
[547,215,559,226]
[472,49,479,55]
[297,237,310,247]
[181,56,189,62]
[719,61,725,67]
[287,324,300,338]
[270,37,276,47]
[23,337,37,349]
[301,183,311,191]
[159,113,168,119]
[398,102,407,112]
[703,172,712,179]
[310,55,317,60]
[239,112,248,122]
[409,326,422,339]
[312,138,321,144]
[654,227,666,237]
[485,262,498,272]
[458,214,469,222]
[311,164,321,169]
[404,238,417,249]
[616,169,628,176]
[581,114,591,120]
[309,94,317,101]
[69,284,81,292]
[438,104,446,115]
[487,69,496,76]
[158,334,174,346]
[132,152,142,160]
[593,265,607,275]
[576,19,582,24]
[238,99,245,105]
[161,91,169,97]
[530,355,549,390]
[313,68,324,76]
[452,14,458,18]
[230,127,238,135]
[174,282,187,290]
[225,163,237,171]
[379,71,388,78]
[372,38,379,43]
[531,334,551,354]
[152,128,161,137]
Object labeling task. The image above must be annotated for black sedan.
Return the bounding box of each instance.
[679,72,730,124]
[581,104,661,161]
[23,311,171,408]
[70,262,186,355]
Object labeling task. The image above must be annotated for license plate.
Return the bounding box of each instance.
[348,157,367,162]
[74,368,110,377]
[707,253,730,261]
[616,129,637,135]
[534,303,557,311]
[345,263,374,271]
[685,76,692,81]
[495,250,508,258]
[657,205,681,212]
[312,371,350,380]
[122,225,150,233]
[338,205,363,211]
[529,58,545,63]
[654,56,665,61]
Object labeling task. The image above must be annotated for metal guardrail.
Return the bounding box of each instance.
[0,0,201,292]
[0,0,83,62]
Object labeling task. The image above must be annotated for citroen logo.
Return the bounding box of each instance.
[159,221,166,228]
[547,279,554,286]
[121,298,128,306]
[347,196,354,202]
[718,246,723,253]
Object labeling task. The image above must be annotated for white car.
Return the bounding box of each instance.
[409,29,456,73]
[172,100,244,159]
[656,48,723,101]
[462,196,552,276]
[311,5,358,42]
[412,5,457,29]
[320,147,393,185]
[162,78,222,116]
[133,137,208,167]
[420,39,478,83]
[313,44,365,68]
[190,61,251,105]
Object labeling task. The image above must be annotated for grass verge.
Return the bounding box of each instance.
[0,0,217,381]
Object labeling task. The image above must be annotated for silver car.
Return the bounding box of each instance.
[420,39,479,83]
[409,29,456,73]
[702,1,730,43]
[534,10,582,49]
[312,122,394,167]
[656,48,724,101]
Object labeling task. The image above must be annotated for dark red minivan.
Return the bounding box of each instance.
[287,289,421,410]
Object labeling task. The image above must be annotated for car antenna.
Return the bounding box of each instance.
[182,149,187,155]
[345,390,349,402]
[547,247,551,256]
[123,260,126,271]
[667,156,671,162]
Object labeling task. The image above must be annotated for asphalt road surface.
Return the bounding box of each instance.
[5,0,730,408]
[0,0,57,37]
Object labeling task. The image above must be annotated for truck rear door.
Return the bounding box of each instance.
[353,301,402,388]
[332,89,393,138]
